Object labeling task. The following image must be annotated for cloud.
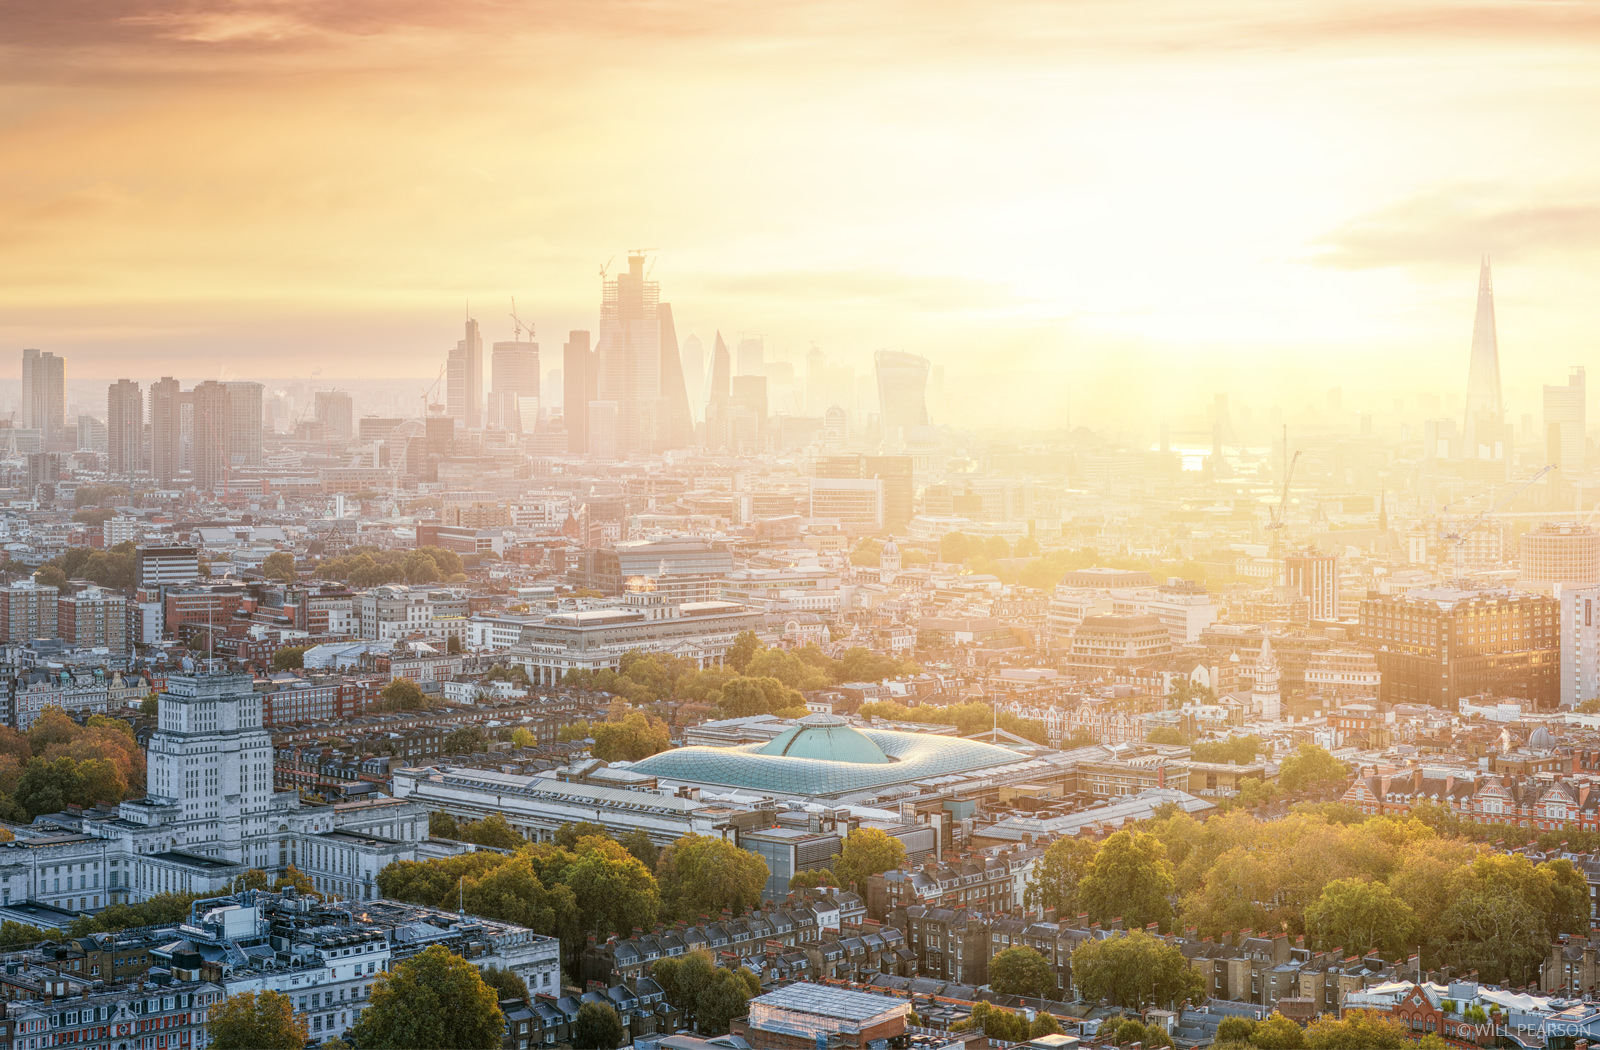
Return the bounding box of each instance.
[1316,185,1600,271]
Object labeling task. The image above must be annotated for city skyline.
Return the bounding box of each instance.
[3,2,1600,427]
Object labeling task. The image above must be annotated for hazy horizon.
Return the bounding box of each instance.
[4,0,1598,429]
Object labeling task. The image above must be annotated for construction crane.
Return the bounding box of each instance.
[1265,425,1301,556]
[598,255,615,282]
[1440,464,1555,581]
[509,296,534,342]
[420,363,446,419]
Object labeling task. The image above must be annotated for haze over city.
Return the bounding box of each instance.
[4,0,1600,428]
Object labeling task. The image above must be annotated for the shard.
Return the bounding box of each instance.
[1463,256,1504,458]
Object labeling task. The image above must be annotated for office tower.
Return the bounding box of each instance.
[446,343,469,426]
[75,415,107,453]
[1283,548,1339,622]
[1463,257,1506,461]
[597,252,663,455]
[704,331,732,450]
[874,349,930,444]
[765,360,797,417]
[20,349,65,448]
[563,331,594,454]
[313,390,354,441]
[224,381,264,466]
[730,375,768,452]
[588,400,618,461]
[1544,367,1586,473]
[149,377,182,484]
[546,368,563,409]
[805,346,828,416]
[464,318,483,428]
[736,336,765,378]
[491,339,539,432]
[107,379,143,474]
[1521,523,1600,588]
[191,381,232,490]
[682,334,704,422]
[657,303,694,449]
[1561,584,1600,708]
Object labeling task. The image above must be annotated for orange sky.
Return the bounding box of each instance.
[2,0,1599,428]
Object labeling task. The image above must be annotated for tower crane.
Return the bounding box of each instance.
[509,296,534,342]
[1265,425,1301,559]
[420,362,446,419]
[1440,464,1554,581]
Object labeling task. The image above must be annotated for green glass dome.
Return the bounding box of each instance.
[756,715,892,764]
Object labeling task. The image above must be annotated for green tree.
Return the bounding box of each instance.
[429,810,460,838]
[1251,1012,1308,1049]
[1147,725,1189,746]
[1304,878,1417,957]
[33,565,68,591]
[206,990,307,1050]
[726,631,761,672]
[831,827,907,893]
[715,676,806,719]
[379,677,427,711]
[272,646,309,671]
[1278,744,1349,795]
[479,964,528,1002]
[1080,829,1174,930]
[619,828,659,870]
[591,711,672,762]
[1070,931,1203,1010]
[351,943,505,1049]
[261,551,297,582]
[988,945,1055,998]
[555,821,611,848]
[1214,1016,1256,1045]
[573,1001,625,1049]
[789,869,839,890]
[1026,836,1098,920]
[1030,1014,1063,1038]
[651,952,717,1029]
[656,833,770,920]
[1302,1009,1408,1050]
[460,812,522,850]
[695,967,760,1035]
[445,726,488,753]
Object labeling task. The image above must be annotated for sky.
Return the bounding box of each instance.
[2,0,1599,430]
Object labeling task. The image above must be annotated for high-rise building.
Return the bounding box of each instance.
[597,252,662,455]
[107,379,143,474]
[1463,258,1507,462]
[76,415,107,453]
[149,377,182,484]
[1544,367,1586,473]
[1520,522,1600,588]
[0,579,58,643]
[314,390,354,441]
[805,346,828,417]
[1561,584,1600,708]
[191,381,232,490]
[21,348,65,448]
[563,331,594,454]
[658,304,694,449]
[682,333,705,422]
[1283,548,1339,622]
[491,339,540,433]
[730,375,768,452]
[874,349,930,445]
[704,331,732,450]
[446,319,485,430]
[737,336,765,377]
[817,455,913,530]
[224,382,264,467]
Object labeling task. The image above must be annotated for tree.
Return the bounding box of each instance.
[1302,1009,1409,1050]
[619,829,659,870]
[460,812,522,850]
[591,711,672,762]
[272,646,309,671]
[715,676,806,719]
[656,834,770,920]
[1079,829,1174,930]
[429,810,460,838]
[511,727,538,748]
[573,1001,625,1049]
[445,726,488,754]
[695,967,760,1035]
[1070,931,1204,1010]
[562,837,660,940]
[1304,878,1417,957]
[33,565,67,591]
[1251,1012,1308,1049]
[1030,1014,1063,1038]
[480,964,529,1003]
[379,677,427,712]
[261,551,297,582]
[726,631,761,672]
[832,827,907,892]
[988,945,1054,998]
[206,990,307,1050]
[351,943,505,1049]
[1026,836,1098,919]
[1147,725,1189,746]
[1214,1016,1256,1045]
[1278,744,1349,796]
[789,869,839,890]
[447,634,463,654]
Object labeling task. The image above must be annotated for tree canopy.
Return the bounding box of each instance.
[989,945,1055,998]
[656,833,770,920]
[831,827,907,893]
[206,990,307,1050]
[1071,931,1204,1010]
[351,944,505,1049]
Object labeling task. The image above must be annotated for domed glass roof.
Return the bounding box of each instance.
[628,717,1028,798]
[755,714,892,765]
